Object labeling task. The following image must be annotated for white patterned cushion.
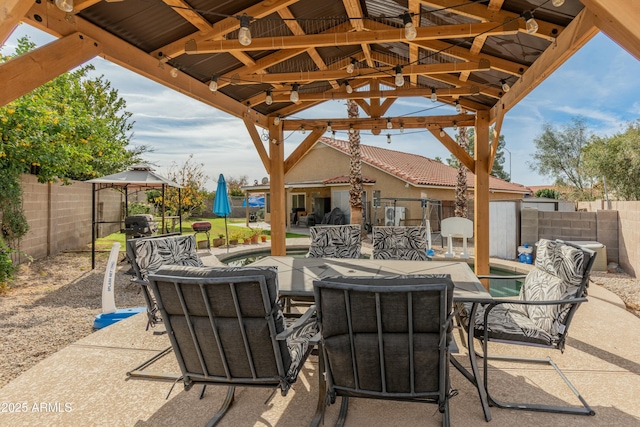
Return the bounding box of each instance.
[373,227,429,260]
[135,234,204,281]
[308,225,361,258]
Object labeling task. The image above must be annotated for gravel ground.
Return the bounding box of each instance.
[0,250,638,389]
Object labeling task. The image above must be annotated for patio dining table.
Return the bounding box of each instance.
[250,256,495,422]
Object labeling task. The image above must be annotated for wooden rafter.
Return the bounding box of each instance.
[284,127,326,173]
[427,126,475,171]
[162,0,212,32]
[582,0,640,61]
[283,114,475,131]
[408,0,421,86]
[0,32,102,107]
[242,116,271,174]
[267,86,479,103]
[487,102,504,174]
[418,0,564,41]
[0,0,35,45]
[191,22,519,53]
[489,8,599,122]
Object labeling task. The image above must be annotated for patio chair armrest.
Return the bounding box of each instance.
[132,278,150,286]
[276,305,317,340]
[477,274,527,280]
[309,332,321,346]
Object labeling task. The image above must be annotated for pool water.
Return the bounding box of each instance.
[222,251,523,297]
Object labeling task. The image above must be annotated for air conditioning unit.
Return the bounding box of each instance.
[385,206,406,226]
[385,206,395,226]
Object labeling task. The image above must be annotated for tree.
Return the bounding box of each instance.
[347,99,363,228]
[583,121,640,200]
[529,117,596,200]
[225,175,249,196]
[455,126,469,218]
[163,154,209,218]
[535,188,561,199]
[446,126,510,181]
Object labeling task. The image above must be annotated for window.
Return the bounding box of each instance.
[291,193,306,210]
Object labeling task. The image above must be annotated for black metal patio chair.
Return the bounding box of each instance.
[312,274,456,427]
[148,265,319,427]
[458,239,597,416]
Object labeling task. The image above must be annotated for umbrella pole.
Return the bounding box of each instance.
[224,216,229,253]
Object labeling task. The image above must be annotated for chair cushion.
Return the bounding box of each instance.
[134,234,203,281]
[372,227,428,260]
[535,239,585,288]
[308,225,361,258]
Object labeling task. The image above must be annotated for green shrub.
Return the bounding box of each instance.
[0,237,15,293]
[128,202,151,215]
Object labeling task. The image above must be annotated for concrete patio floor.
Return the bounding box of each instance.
[1,239,639,426]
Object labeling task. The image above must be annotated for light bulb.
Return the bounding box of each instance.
[501,80,510,92]
[552,0,564,6]
[395,65,404,87]
[332,130,336,140]
[523,11,538,34]
[400,124,404,133]
[402,13,417,41]
[238,14,252,46]
[273,115,281,126]
[170,67,179,78]
[290,83,299,103]
[455,100,462,113]
[345,82,353,94]
[327,122,332,133]
[301,126,306,134]
[431,88,437,102]
[55,0,74,13]
[453,122,458,131]
[349,125,355,135]
[386,118,392,129]
[265,90,273,105]
[387,134,391,144]
[209,76,218,92]
[346,59,356,74]
[439,128,445,137]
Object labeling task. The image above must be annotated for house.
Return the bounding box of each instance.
[246,137,530,229]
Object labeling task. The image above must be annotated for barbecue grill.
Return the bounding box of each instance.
[124,214,158,238]
[192,221,211,249]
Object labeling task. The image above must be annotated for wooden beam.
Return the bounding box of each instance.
[487,102,504,174]
[368,79,381,117]
[342,0,365,31]
[581,0,640,61]
[162,0,212,32]
[490,8,599,122]
[474,110,491,288]
[192,22,518,53]
[269,119,286,256]
[284,127,325,173]
[0,0,37,46]
[73,0,101,12]
[377,98,396,117]
[427,126,476,171]
[419,0,564,41]
[0,32,102,107]
[409,0,421,85]
[354,99,372,117]
[243,116,270,174]
[284,114,475,131]
[25,3,268,128]
[151,0,298,60]
[233,60,490,85]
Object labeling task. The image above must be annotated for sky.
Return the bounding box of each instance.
[4,22,640,190]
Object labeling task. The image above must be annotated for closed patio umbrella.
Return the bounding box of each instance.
[213,174,232,252]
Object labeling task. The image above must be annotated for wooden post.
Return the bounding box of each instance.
[269,118,286,255]
[474,110,491,290]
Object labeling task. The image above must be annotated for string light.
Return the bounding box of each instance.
[386,118,393,129]
[439,128,445,137]
[402,13,417,41]
[209,75,218,92]
[273,115,281,126]
[331,130,336,140]
[326,122,332,133]
[455,100,462,113]
[394,65,404,87]
[453,121,458,131]
[265,89,273,105]
[523,11,538,34]
[301,125,306,134]
[170,67,179,78]
[290,83,299,102]
[431,88,437,102]
[345,81,353,94]
[400,123,404,133]
[346,58,357,74]
[501,80,510,92]
[387,134,391,144]
[55,0,74,12]
[349,125,355,135]
[238,14,252,46]
[552,0,564,6]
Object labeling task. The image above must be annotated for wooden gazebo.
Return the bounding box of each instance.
[1,0,637,280]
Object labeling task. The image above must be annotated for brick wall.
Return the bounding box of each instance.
[13,175,122,263]
[538,211,597,242]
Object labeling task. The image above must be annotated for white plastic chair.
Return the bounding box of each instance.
[440,217,473,258]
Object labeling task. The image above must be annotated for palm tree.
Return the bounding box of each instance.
[455,126,469,218]
[347,99,363,228]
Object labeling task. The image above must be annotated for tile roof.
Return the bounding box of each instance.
[319,137,531,194]
[323,175,377,184]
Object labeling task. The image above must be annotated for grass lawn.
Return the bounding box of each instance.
[92,218,307,250]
